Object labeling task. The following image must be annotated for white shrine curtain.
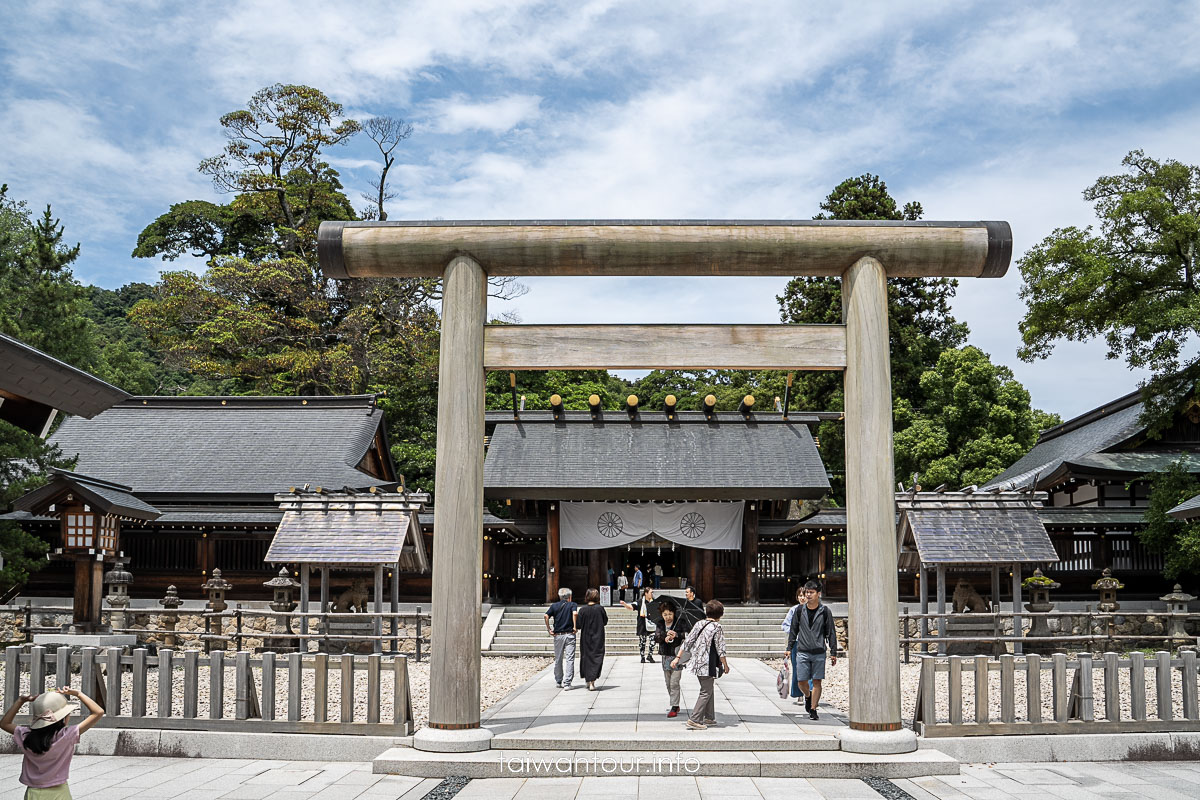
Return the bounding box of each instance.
[559,501,744,550]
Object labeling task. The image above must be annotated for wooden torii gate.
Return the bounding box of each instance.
[318,219,1012,753]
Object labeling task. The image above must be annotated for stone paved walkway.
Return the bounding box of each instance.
[4,756,1200,799]
[484,655,845,744]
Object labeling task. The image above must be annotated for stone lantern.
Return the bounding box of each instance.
[202,568,233,613]
[103,559,133,633]
[158,585,183,648]
[264,567,300,633]
[1022,566,1060,652]
[201,569,233,652]
[1092,567,1124,612]
[1161,584,1197,641]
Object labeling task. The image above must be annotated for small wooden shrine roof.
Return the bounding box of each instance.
[1169,492,1200,521]
[265,490,430,571]
[12,469,161,521]
[49,395,394,495]
[0,332,130,433]
[897,491,1059,569]
[483,411,829,501]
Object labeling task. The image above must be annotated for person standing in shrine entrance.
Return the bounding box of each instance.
[620,587,658,663]
[786,580,838,720]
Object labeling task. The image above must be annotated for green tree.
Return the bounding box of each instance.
[774,174,968,501]
[0,422,72,594]
[894,346,1060,488]
[130,86,443,486]
[0,185,96,592]
[0,188,95,368]
[199,84,361,257]
[1138,460,1200,579]
[1017,150,1200,427]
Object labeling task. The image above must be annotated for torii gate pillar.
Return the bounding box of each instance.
[413,255,493,752]
[840,256,915,753]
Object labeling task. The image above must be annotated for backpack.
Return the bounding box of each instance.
[703,622,725,678]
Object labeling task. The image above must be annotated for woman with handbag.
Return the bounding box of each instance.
[672,599,730,731]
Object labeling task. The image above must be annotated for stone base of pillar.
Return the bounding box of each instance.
[412,726,494,753]
[839,727,918,755]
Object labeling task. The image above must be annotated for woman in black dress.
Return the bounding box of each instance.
[576,588,609,690]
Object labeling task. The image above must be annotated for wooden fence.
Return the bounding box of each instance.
[899,609,1199,660]
[2,645,413,735]
[6,604,430,659]
[915,652,1200,737]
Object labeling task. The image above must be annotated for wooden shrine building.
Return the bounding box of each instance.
[981,388,1200,595]
[9,395,407,600]
[896,490,1059,653]
[482,405,831,604]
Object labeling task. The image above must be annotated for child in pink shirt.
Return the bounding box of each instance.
[2,686,105,799]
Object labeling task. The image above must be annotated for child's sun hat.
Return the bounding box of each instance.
[29,691,79,729]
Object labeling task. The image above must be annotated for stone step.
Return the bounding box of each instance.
[489,733,839,751]
[484,649,784,657]
[372,746,959,779]
[497,623,788,629]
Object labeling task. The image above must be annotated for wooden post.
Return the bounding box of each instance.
[157,649,173,718]
[841,255,911,750]
[1026,654,1042,723]
[262,652,275,721]
[587,547,602,598]
[1130,651,1147,721]
[418,254,490,750]
[482,534,494,603]
[209,650,223,720]
[936,565,947,656]
[319,567,330,614]
[73,559,104,631]
[299,564,310,645]
[918,565,929,650]
[546,503,561,603]
[391,560,400,654]
[701,548,715,603]
[1011,563,1023,656]
[373,565,384,655]
[30,645,46,696]
[287,652,301,722]
[742,500,759,605]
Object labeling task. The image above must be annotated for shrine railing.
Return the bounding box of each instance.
[1,645,414,735]
[4,603,431,660]
[898,609,1200,661]
[915,651,1200,737]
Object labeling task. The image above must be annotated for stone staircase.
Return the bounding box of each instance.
[484,604,792,658]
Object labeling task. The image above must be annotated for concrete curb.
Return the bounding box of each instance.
[0,729,404,762]
[919,731,1200,762]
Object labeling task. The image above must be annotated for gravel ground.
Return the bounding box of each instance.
[1,655,551,732]
[762,654,1195,724]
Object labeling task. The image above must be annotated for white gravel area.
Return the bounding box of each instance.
[1,655,551,732]
[763,654,1196,724]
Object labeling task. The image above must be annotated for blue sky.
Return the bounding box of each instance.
[3,1,1200,419]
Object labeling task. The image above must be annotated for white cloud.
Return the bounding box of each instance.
[425,94,542,135]
[4,0,1200,416]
